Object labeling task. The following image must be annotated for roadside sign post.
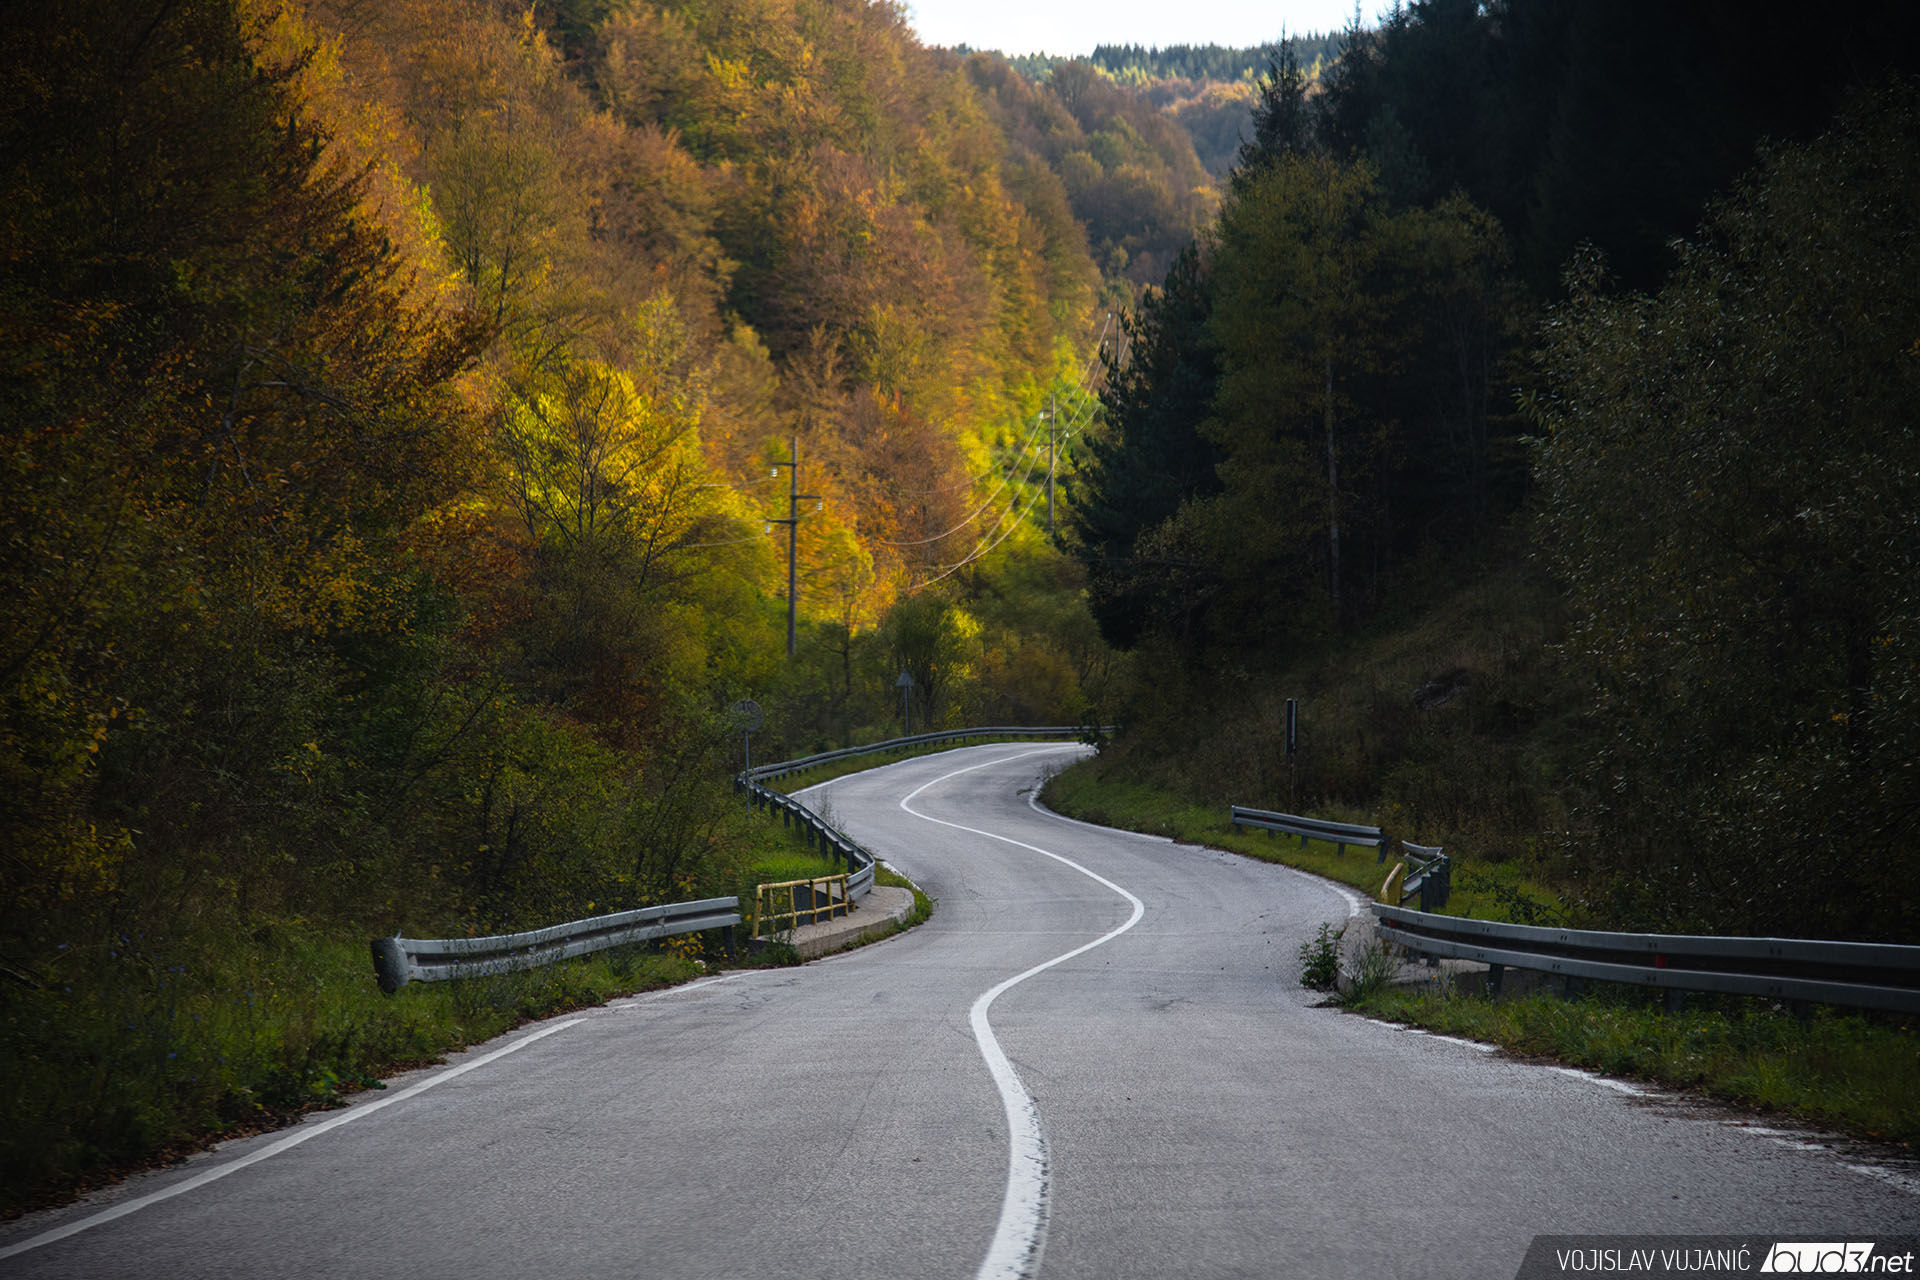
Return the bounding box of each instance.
[731,699,764,804]
[895,671,915,735]
[1285,698,1298,808]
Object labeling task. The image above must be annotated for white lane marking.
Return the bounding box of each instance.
[1360,1019,1500,1053]
[1729,1123,1831,1153]
[900,749,1145,1280]
[1403,1027,1501,1053]
[1327,881,1369,919]
[1552,1065,1654,1097]
[607,972,744,1009]
[0,1017,585,1262]
[1434,1035,1499,1053]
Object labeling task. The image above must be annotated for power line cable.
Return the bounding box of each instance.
[898,339,1115,578]
[881,364,1107,548]
[895,396,1059,554]
[900,416,1062,583]
[874,411,1050,546]
[906,480,1051,592]
[889,311,1115,499]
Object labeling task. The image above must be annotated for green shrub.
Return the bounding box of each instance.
[1297,922,1344,990]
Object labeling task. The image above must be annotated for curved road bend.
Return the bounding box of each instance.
[4,743,1915,1279]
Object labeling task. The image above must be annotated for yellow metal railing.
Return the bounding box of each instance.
[752,873,851,937]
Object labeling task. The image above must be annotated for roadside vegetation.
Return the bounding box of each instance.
[1042,541,1577,925]
[1048,535,1920,1149]
[736,848,847,909]
[1348,985,1920,1150]
[0,928,703,1219]
[1045,9,1920,1138]
[1042,752,1565,925]
[0,789,905,1218]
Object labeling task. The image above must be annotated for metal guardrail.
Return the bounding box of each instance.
[1230,803,1451,910]
[1230,805,1390,859]
[740,725,1103,904]
[1380,842,1451,912]
[1231,800,1917,1013]
[370,897,742,994]
[1372,904,1920,1014]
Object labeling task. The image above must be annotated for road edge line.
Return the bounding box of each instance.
[0,1017,586,1262]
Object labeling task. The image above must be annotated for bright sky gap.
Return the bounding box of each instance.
[901,0,1395,58]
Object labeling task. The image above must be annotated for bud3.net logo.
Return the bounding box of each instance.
[1762,1243,1914,1273]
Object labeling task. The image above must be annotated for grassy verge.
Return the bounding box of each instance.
[1055,757,1920,1147]
[1041,759,1563,920]
[1,929,701,1218]
[5,798,849,1218]
[1345,983,1920,1147]
[875,862,934,930]
[733,841,845,952]
[2,741,961,1218]
[735,847,846,910]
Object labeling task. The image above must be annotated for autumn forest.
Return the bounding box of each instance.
[5,0,1920,1209]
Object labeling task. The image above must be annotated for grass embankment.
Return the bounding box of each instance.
[1041,763,1564,922]
[874,863,935,930]
[737,848,847,904]
[1095,550,1582,873]
[1348,985,1920,1147]
[1,929,702,1218]
[4,792,931,1219]
[734,840,853,950]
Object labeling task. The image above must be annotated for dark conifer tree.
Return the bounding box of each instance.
[1233,37,1318,185]
[1066,243,1222,648]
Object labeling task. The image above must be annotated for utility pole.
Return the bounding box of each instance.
[768,434,819,658]
[1045,390,1057,537]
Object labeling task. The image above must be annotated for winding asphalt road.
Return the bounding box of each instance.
[5,743,1917,1279]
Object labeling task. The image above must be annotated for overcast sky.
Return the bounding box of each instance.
[902,0,1392,57]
